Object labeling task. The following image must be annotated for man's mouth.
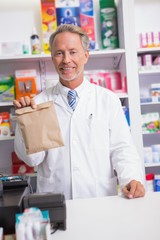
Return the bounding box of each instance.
[61,67,73,70]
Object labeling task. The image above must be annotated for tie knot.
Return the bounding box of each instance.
[67,90,77,111]
[68,89,76,98]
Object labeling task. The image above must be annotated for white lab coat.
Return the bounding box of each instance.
[14,79,144,200]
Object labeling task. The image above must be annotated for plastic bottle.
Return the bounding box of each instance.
[99,0,119,49]
[22,40,29,54]
[30,27,41,54]
[146,173,154,192]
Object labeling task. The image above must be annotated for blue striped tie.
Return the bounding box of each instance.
[67,90,77,111]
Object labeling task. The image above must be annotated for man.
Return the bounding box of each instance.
[13,24,145,200]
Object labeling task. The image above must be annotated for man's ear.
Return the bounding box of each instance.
[84,50,89,64]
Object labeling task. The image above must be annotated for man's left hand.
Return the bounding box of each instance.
[122,180,145,199]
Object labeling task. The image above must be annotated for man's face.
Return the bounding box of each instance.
[51,32,89,84]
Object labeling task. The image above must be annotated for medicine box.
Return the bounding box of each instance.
[15,69,38,100]
[55,0,80,26]
[0,75,15,102]
[141,112,160,133]
[41,0,57,54]
[154,175,160,192]
[150,83,160,97]
[79,0,96,50]
[1,42,22,56]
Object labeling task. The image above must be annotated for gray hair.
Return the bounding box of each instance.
[49,24,90,55]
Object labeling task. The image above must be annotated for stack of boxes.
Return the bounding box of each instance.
[41,0,96,51]
[40,0,118,52]
[0,69,38,140]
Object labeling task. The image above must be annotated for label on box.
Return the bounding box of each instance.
[0,112,10,138]
[56,6,81,26]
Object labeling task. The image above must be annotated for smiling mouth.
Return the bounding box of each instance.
[61,67,74,71]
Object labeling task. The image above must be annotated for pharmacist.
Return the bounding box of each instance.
[13,24,145,200]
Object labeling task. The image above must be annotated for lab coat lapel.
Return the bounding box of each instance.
[54,94,72,112]
[74,80,93,115]
[53,84,71,112]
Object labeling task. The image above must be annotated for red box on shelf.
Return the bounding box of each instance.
[11,152,34,174]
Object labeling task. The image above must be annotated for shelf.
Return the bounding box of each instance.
[117,93,128,98]
[143,132,160,136]
[0,102,13,107]
[0,48,125,62]
[89,49,125,58]
[141,102,160,106]
[139,68,160,75]
[145,162,160,168]
[0,53,51,62]
[137,47,160,54]
[0,136,15,141]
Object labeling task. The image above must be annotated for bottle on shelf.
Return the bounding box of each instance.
[146,173,154,192]
[22,40,29,55]
[99,0,119,49]
[30,27,41,55]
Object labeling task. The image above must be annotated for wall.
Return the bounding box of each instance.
[134,0,160,34]
[0,0,42,44]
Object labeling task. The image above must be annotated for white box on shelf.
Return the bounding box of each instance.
[0,42,22,56]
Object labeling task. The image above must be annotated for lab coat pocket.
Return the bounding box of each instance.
[96,176,118,197]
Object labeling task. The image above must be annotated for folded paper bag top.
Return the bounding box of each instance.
[16,101,64,154]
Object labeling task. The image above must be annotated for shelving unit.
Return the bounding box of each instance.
[0,0,144,175]
[134,0,160,174]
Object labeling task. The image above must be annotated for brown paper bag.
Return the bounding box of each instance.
[16,101,64,154]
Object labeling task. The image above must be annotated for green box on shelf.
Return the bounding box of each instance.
[0,75,15,102]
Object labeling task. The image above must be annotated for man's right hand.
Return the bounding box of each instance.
[13,96,37,109]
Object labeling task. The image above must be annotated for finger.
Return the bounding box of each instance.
[122,185,133,199]
[132,182,145,198]
[30,98,37,109]
[127,181,137,198]
[13,99,22,109]
[19,97,28,107]
[23,96,32,106]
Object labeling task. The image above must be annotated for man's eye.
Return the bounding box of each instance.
[70,51,77,55]
[55,52,62,56]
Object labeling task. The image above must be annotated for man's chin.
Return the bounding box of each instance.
[60,75,76,82]
[59,69,83,82]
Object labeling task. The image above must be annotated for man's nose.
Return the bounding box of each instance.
[63,52,71,63]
